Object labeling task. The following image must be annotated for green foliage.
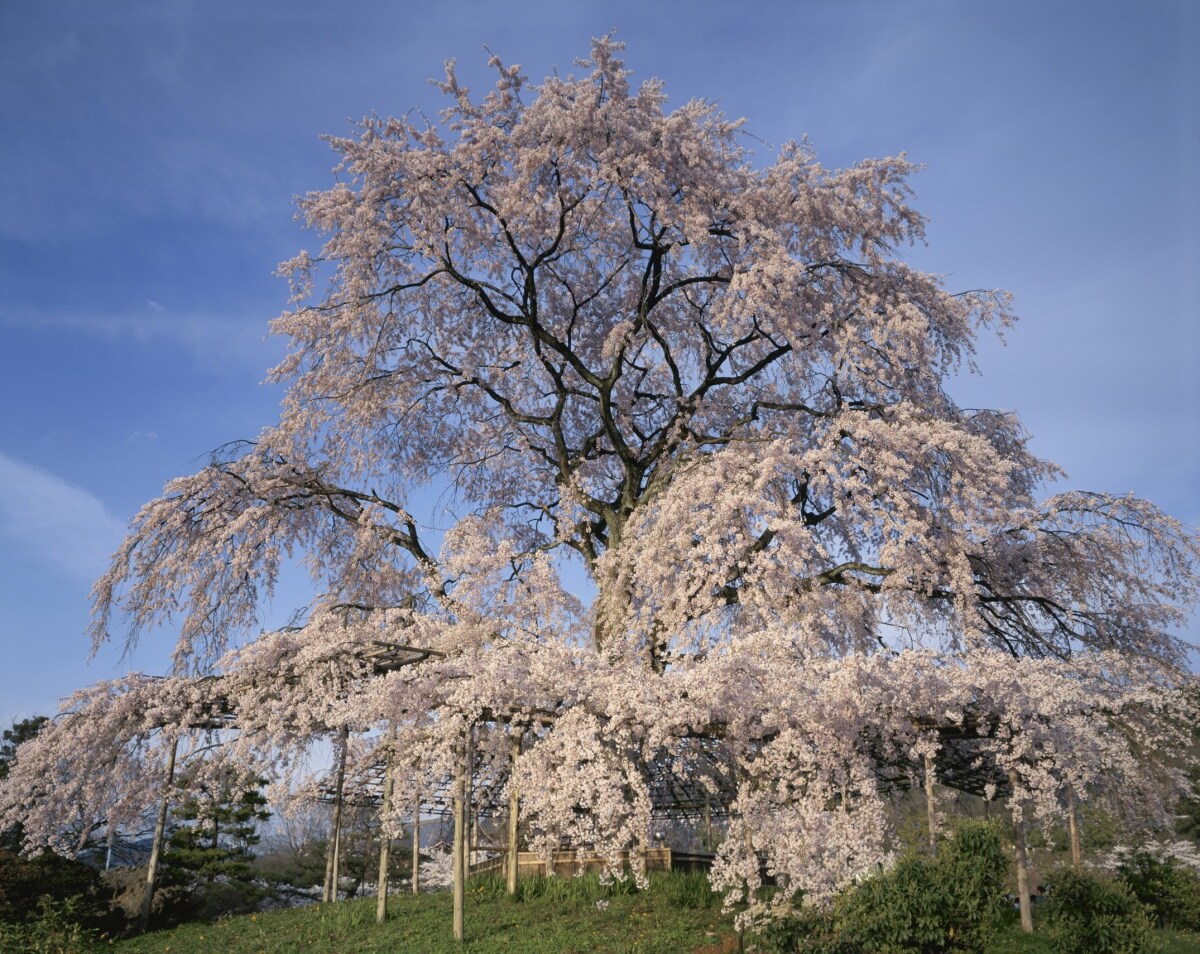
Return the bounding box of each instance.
[0,897,101,954]
[1114,849,1200,931]
[0,848,125,936]
[826,820,1009,953]
[1040,867,1158,954]
[161,771,270,921]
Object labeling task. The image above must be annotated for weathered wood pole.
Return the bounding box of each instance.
[323,726,349,903]
[703,790,712,852]
[1009,770,1033,934]
[1066,787,1082,868]
[453,725,473,942]
[506,732,520,895]
[411,806,421,894]
[139,736,178,932]
[375,732,396,924]
[924,753,938,853]
[464,726,474,877]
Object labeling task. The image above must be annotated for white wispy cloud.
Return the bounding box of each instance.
[1,306,282,370]
[0,452,126,580]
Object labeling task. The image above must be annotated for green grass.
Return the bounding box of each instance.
[983,917,1200,954]
[11,874,1200,953]
[109,872,737,954]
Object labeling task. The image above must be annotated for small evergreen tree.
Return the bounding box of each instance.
[162,769,269,918]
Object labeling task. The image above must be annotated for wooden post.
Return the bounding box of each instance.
[464,726,474,878]
[323,727,349,903]
[507,732,520,895]
[411,806,421,894]
[1009,771,1033,934]
[1067,787,1082,868]
[924,753,938,853]
[140,736,178,932]
[703,790,712,852]
[376,730,396,924]
[452,733,469,942]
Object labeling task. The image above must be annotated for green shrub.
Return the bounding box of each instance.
[0,897,99,954]
[1041,867,1158,954]
[827,820,1009,953]
[1114,850,1200,931]
[0,849,125,937]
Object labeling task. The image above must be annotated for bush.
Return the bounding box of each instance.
[0,849,124,937]
[827,821,1009,953]
[1041,867,1157,954]
[1114,849,1200,931]
[0,897,100,954]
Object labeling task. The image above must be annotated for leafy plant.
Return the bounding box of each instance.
[828,821,1009,953]
[1114,848,1200,931]
[1041,867,1157,954]
[0,897,100,954]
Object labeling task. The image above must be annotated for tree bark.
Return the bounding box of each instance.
[140,736,178,932]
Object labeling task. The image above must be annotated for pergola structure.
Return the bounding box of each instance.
[131,639,1065,942]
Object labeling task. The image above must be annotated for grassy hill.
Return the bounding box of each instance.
[8,870,1200,953]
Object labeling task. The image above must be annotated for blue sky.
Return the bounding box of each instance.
[1,0,1197,728]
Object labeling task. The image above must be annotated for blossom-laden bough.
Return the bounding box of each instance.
[3,35,1197,940]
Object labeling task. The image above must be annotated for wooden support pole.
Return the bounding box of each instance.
[703,790,712,852]
[1009,771,1033,934]
[141,737,179,931]
[140,736,178,932]
[452,734,469,942]
[376,730,396,924]
[411,807,421,894]
[924,753,938,853]
[464,726,474,878]
[323,727,349,903]
[507,733,520,895]
[1067,787,1082,868]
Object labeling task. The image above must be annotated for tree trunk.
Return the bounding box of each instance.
[140,736,178,932]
